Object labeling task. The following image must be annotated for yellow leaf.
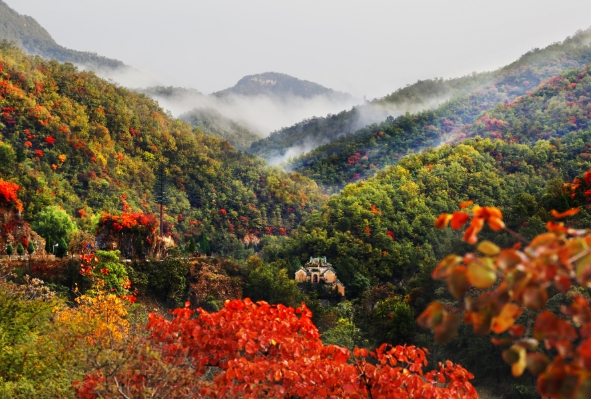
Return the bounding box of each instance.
[477,240,500,256]
[467,260,497,289]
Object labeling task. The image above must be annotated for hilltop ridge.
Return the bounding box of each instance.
[0,0,124,70]
[212,72,354,102]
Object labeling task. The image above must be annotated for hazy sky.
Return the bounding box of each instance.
[8,0,591,98]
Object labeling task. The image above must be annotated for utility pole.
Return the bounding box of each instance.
[153,163,169,238]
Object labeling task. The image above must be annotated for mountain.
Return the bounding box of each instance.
[0,0,124,70]
[0,43,326,260]
[212,72,354,102]
[285,28,591,190]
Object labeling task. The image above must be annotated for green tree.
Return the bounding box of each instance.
[26,241,34,256]
[16,243,24,257]
[184,237,196,254]
[197,233,211,255]
[0,142,16,174]
[32,206,77,254]
[348,273,371,298]
[56,238,68,258]
[93,250,129,295]
[321,318,361,350]
[6,243,13,260]
[244,262,303,308]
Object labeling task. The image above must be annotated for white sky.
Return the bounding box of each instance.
[8,0,591,98]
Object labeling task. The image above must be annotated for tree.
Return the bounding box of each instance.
[244,263,303,308]
[197,233,211,255]
[153,163,170,238]
[16,243,24,257]
[56,237,68,258]
[185,236,197,254]
[26,241,34,256]
[0,143,15,175]
[0,179,23,212]
[32,206,77,254]
[420,202,591,398]
[75,299,477,398]
[6,243,13,260]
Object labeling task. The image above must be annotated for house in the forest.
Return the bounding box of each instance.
[294,256,345,296]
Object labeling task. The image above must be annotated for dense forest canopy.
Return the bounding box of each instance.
[0,43,326,259]
[135,86,262,151]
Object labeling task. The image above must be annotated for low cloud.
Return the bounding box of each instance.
[144,90,362,137]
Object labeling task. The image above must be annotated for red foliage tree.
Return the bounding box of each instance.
[75,299,476,398]
[0,179,23,212]
[45,135,56,145]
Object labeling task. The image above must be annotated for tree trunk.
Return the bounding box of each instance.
[160,203,164,238]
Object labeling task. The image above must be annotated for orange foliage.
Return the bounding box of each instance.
[422,203,591,398]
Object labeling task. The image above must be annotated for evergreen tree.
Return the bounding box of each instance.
[6,243,13,259]
[186,237,197,254]
[16,243,24,257]
[197,233,211,255]
[27,241,35,255]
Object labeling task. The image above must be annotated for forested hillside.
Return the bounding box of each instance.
[0,43,326,259]
[271,133,591,286]
[249,74,486,161]
[0,0,124,70]
[285,28,591,189]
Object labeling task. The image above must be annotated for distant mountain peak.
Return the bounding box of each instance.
[213,72,353,101]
